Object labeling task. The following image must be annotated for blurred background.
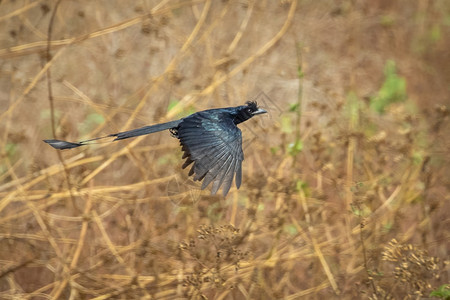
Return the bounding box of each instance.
[0,0,449,299]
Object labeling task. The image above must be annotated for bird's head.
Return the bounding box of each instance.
[234,101,267,124]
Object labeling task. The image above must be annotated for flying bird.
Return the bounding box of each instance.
[44,101,267,196]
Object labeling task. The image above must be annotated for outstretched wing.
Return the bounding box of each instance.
[177,111,244,196]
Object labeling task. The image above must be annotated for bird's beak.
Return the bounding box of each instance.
[252,108,267,115]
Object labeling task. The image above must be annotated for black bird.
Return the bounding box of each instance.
[44,101,267,196]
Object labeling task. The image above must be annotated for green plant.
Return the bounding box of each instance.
[370,60,407,114]
[430,284,450,300]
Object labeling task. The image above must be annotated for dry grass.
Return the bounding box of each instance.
[0,0,449,299]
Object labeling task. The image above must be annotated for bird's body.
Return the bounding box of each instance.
[44,102,266,196]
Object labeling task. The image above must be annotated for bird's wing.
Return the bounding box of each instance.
[177,112,244,196]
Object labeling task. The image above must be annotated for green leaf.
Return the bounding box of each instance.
[270,147,279,155]
[157,156,169,165]
[5,142,17,157]
[350,204,371,217]
[289,103,299,112]
[297,66,304,78]
[284,224,298,236]
[382,221,393,233]
[430,24,441,42]
[169,99,196,118]
[79,113,105,135]
[412,150,424,165]
[86,113,105,125]
[370,60,407,114]
[295,180,308,193]
[430,284,450,299]
[167,99,179,112]
[281,115,292,133]
[288,139,303,156]
[380,15,395,27]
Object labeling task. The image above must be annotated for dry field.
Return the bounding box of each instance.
[0,0,449,299]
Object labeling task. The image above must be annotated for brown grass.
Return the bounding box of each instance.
[0,0,449,299]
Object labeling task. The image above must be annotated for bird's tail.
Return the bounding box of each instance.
[110,120,181,140]
[43,120,182,150]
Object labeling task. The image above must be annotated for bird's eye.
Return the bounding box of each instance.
[246,108,252,113]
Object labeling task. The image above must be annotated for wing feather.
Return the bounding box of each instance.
[212,154,235,195]
[204,152,233,192]
[176,113,244,196]
[200,147,232,188]
[191,142,230,181]
[219,142,242,196]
